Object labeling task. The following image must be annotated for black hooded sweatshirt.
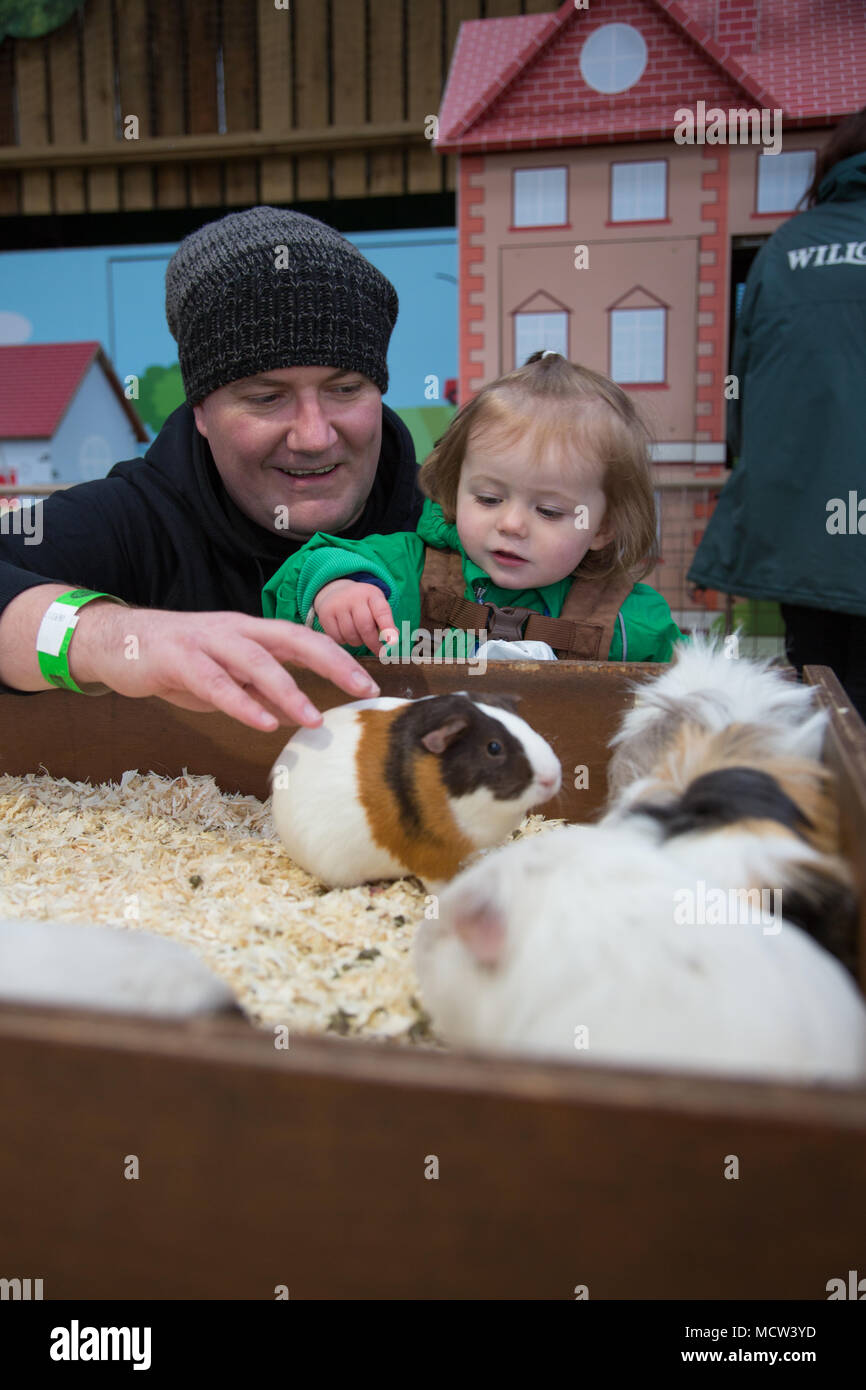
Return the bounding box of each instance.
[0,401,422,695]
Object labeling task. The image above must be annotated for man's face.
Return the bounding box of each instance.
[192,365,383,540]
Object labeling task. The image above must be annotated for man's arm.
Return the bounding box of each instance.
[0,585,122,691]
[0,583,382,730]
[0,464,385,725]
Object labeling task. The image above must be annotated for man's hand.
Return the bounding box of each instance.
[69,603,381,731]
[312,579,398,654]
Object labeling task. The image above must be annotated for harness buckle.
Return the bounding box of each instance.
[482,603,534,642]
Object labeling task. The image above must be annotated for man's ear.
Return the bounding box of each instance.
[192,402,208,438]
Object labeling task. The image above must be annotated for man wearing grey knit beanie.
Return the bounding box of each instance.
[0,207,423,731]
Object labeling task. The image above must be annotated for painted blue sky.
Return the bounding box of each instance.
[0,226,457,409]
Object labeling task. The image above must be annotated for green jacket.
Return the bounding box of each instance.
[262,498,682,661]
[688,151,866,616]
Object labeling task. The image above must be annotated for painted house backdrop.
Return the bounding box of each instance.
[0,341,147,489]
[435,0,866,616]
[0,228,458,472]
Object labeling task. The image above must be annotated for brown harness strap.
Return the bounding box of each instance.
[419,546,635,659]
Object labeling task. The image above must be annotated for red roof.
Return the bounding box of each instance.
[0,342,148,441]
[436,0,866,152]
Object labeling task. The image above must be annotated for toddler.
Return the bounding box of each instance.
[262,352,682,662]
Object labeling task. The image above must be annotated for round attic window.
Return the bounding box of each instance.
[580,23,648,95]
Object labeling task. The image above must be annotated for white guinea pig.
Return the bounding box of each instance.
[269,692,561,891]
[0,917,238,1018]
[411,819,866,1083]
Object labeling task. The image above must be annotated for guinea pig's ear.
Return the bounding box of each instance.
[452,894,507,968]
[421,714,470,755]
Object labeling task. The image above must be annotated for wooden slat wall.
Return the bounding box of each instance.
[14,28,51,213]
[332,0,367,200]
[0,53,16,214]
[294,0,330,202]
[49,7,86,212]
[223,0,258,207]
[257,0,293,204]
[82,0,118,211]
[369,0,405,198]
[408,0,442,194]
[116,0,152,212]
[152,0,187,208]
[0,0,554,217]
[186,0,222,207]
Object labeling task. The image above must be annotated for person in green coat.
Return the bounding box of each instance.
[689,107,866,718]
[263,352,682,663]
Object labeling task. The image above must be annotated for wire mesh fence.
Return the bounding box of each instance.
[645,475,786,659]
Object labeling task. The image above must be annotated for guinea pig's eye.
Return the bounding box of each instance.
[487,740,503,756]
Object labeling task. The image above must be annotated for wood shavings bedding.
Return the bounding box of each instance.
[0,768,565,1047]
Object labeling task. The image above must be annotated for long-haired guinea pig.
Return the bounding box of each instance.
[606,631,827,801]
[269,692,561,890]
[411,819,866,1083]
[602,721,858,973]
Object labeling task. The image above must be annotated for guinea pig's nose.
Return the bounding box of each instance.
[538,774,558,791]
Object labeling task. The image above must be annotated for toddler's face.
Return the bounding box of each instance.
[455,425,613,591]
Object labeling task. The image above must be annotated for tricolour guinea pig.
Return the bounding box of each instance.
[269,692,562,891]
[606,631,828,802]
[602,720,858,973]
[411,819,866,1083]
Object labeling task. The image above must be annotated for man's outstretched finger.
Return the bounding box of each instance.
[213,638,325,727]
[180,649,317,731]
[240,619,382,705]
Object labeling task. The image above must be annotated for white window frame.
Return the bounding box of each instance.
[756,149,816,214]
[610,160,667,222]
[514,311,568,367]
[610,307,665,383]
[513,167,568,228]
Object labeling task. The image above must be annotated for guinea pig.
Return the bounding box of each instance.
[606,631,828,802]
[269,692,562,891]
[602,717,858,973]
[0,917,239,1018]
[411,819,866,1083]
[604,719,839,849]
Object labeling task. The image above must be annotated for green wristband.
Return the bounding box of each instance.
[35,589,129,696]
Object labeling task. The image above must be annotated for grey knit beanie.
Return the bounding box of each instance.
[165,206,399,403]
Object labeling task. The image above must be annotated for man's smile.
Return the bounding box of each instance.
[273,463,342,481]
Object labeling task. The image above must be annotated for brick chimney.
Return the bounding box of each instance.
[715,0,760,56]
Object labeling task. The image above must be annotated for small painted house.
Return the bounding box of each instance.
[0,342,148,491]
[434,0,866,617]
